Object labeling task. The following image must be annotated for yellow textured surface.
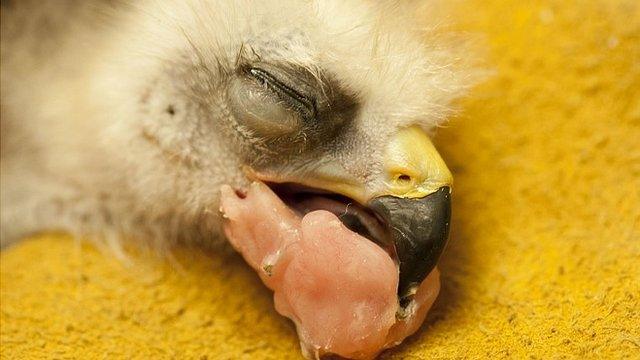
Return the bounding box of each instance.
[2,0,640,358]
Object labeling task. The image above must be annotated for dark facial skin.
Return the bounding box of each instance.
[228,61,360,163]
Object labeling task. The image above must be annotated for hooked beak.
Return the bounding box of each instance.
[368,126,452,302]
[369,187,451,303]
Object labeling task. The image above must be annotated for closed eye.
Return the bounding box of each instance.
[248,67,316,121]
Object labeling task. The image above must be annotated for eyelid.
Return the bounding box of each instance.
[248,67,317,120]
[228,76,301,138]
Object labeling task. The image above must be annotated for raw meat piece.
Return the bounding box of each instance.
[220,182,440,359]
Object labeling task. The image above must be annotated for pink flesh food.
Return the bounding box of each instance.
[220,182,440,359]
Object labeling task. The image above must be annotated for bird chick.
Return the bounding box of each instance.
[1,0,480,358]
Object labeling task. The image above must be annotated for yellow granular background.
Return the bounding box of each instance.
[2,0,639,358]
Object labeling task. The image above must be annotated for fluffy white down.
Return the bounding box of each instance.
[0,0,482,251]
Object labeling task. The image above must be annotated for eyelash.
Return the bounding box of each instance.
[248,67,317,120]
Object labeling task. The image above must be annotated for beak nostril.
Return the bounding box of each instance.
[397,174,412,183]
[392,173,415,188]
[396,174,413,187]
[384,126,452,198]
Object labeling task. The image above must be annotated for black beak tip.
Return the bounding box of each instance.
[369,186,451,302]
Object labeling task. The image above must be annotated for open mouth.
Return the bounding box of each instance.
[265,181,451,307]
[267,182,395,259]
[219,180,443,359]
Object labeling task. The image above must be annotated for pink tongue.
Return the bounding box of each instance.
[220,182,440,360]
